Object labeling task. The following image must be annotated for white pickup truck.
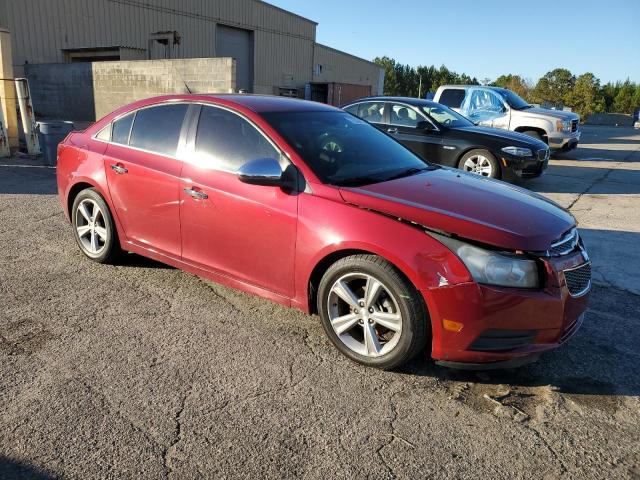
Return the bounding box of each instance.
[434,85,580,151]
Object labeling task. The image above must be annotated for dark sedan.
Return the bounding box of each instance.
[343,97,550,180]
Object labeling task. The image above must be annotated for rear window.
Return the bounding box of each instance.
[438,89,466,108]
[111,112,134,145]
[129,104,188,156]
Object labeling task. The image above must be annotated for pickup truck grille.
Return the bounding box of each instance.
[571,119,579,132]
[564,262,591,297]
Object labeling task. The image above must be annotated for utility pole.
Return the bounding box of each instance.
[418,76,423,99]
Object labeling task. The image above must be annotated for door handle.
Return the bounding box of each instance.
[387,127,398,134]
[184,187,208,200]
[110,164,128,174]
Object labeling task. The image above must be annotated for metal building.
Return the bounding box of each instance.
[0,0,384,100]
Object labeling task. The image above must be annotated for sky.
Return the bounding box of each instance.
[268,0,640,84]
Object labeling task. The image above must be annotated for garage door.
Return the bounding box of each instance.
[216,25,254,93]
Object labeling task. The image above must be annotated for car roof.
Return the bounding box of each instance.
[437,85,500,91]
[344,96,441,108]
[192,94,340,113]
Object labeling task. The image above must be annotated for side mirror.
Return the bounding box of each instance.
[237,158,283,186]
[416,120,435,131]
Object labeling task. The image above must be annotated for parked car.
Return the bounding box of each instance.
[57,95,590,370]
[343,96,549,180]
[434,85,581,151]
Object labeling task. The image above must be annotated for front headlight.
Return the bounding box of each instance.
[556,120,571,132]
[431,233,540,288]
[501,146,533,157]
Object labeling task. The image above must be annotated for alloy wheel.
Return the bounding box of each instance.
[327,273,403,357]
[75,199,108,255]
[462,154,493,176]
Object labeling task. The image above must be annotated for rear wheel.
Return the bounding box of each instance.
[317,255,428,369]
[71,188,121,263]
[458,149,500,179]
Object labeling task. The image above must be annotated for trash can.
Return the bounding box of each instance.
[36,121,75,166]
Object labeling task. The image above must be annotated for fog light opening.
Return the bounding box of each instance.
[443,318,464,332]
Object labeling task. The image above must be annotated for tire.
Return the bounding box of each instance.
[521,130,545,143]
[457,149,501,179]
[71,188,121,263]
[317,254,429,370]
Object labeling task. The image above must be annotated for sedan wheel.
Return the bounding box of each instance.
[71,188,121,263]
[463,154,493,176]
[458,149,500,179]
[328,273,402,357]
[75,199,107,255]
[318,254,428,369]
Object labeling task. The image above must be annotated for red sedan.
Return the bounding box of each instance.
[56,94,590,370]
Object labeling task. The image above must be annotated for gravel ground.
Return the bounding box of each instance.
[0,126,639,479]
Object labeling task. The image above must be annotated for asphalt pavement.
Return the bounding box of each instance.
[0,125,639,479]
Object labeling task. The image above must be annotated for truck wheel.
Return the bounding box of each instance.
[522,130,545,143]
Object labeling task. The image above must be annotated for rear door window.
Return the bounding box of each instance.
[438,89,466,109]
[129,104,189,156]
[389,104,421,128]
[343,104,358,115]
[356,102,385,124]
[111,112,135,145]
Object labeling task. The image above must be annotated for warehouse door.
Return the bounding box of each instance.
[216,25,254,93]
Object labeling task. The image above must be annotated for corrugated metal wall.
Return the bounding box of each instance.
[0,0,382,95]
[313,44,383,95]
[0,0,317,90]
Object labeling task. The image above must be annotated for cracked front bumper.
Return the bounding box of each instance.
[421,250,590,368]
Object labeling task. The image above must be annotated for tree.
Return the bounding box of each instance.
[601,82,620,111]
[374,57,478,97]
[565,73,605,118]
[613,79,637,114]
[492,74,531,101]
[532,68,575,107]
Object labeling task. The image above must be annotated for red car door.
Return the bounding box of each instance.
[103,103,189,258]
[179,104,298,298]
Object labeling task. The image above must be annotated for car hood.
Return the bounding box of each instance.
[454,125,548,149]
[517,106,579,121]
[339,168,575,251]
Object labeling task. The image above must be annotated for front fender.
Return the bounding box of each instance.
[292,193,472,312]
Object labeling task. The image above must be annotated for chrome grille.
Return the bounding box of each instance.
[571,119,578,132]
[537,148,550,161]
[547,228,579,256]
[564,263,591,297]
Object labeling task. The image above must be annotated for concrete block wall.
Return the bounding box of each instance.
[26,57,236,121]
[92,58,236,119]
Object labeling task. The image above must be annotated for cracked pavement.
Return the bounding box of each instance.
[1,126,639,479]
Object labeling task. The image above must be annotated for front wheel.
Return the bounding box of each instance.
[317,255,428,370]
[458,149,501,179]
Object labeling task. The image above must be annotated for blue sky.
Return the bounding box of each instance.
[269,0,640,84]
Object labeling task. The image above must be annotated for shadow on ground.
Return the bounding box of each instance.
[0,456,55,480]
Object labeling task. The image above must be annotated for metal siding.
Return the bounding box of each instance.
[2,0,375,95]
[313,44,383,95]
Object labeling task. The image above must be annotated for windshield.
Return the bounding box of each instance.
[496,89,531,110]
[420,104,473,128]
[262,111,435,186]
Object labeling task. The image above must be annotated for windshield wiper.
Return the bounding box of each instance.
[383,166,434,182]
[335,176,386,187]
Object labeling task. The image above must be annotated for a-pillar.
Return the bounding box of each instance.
[0,28,18,149]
